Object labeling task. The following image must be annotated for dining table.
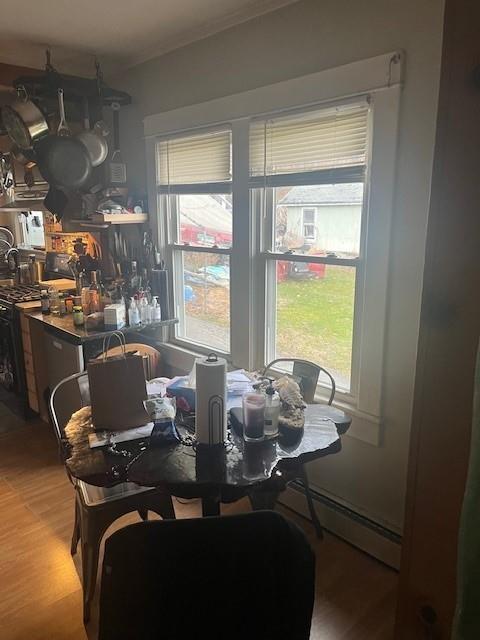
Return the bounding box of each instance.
[64,403,352,516]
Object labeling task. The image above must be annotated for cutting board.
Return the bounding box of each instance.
[38,278,76,292]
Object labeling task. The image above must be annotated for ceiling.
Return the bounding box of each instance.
[0,0,298,77]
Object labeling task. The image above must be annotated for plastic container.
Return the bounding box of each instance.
[264,381,280,438]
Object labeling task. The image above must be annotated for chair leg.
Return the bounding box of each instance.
[138,508,149,521]
[300,465,324,540]
[71,499,81,556]
[80,510,105,625]
[153,494,176,520]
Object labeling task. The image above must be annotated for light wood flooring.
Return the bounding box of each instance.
[0,403,398,639]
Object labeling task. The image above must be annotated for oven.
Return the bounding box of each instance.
[0,304,17,392]
[0,285,41,416]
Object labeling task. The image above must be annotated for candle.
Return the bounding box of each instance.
[242,392,265,442]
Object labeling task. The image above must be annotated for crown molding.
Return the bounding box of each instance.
[127,0,300,69]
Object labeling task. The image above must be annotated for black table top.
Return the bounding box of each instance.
[65,404,351,501]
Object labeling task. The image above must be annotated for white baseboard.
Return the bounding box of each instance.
[278,484,402,569]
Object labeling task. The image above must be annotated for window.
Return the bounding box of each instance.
[17,211,45,249]
[302,208,316,241]
[157,129,232,353]
[151,51,402,419]
[250,103,369,391]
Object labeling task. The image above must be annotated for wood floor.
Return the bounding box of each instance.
[0,404,398,639]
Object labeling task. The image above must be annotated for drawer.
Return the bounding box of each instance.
[26,371,36,394]
[22,330,32,354]
[24,351,34,374]
[28,390,39,413]
[20,314,30,333]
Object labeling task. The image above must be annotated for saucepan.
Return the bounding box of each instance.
[1,85,49,150]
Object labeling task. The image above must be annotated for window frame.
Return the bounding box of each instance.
[302,207,317,241]
[146,51,402,434]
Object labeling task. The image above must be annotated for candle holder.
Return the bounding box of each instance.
[242,392,265,442]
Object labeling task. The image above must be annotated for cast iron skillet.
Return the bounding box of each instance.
[35,88,92,190]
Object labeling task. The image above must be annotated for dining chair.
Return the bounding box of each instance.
[98,510,315,640]
[263,358,336,539]
[49,371,176,624]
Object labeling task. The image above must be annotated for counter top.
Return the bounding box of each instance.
[28,311,178,345]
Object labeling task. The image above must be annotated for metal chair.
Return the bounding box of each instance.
[263,358,336,539]
[99,511,315,640]
[49,371,176,624]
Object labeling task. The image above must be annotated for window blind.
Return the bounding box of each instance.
[157,128,232,189]
[249,103,369,186]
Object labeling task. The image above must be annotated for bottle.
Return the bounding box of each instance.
[152,296,161,322]
[49,289,60,315]
[73,305,84,326]
[81,286,91,316]
[40,289,50,315]
[89,271,100,313]
[128,297,140,326]
[264,380,280,438]
[58,293,66,316]
[65,295,74,314]
[139,296,150,324]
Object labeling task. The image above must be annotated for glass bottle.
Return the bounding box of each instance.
[264,381,280,439]
[40,289,50,315]
[89,271,100,313]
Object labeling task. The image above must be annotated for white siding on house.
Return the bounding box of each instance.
[284,204,361,254]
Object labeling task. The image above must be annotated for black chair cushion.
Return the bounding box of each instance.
[99,510,314,640]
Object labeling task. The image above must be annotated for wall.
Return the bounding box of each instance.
[285,205,361,255]
[115,0,445,533]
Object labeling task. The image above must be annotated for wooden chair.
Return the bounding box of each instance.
[263,358,336,539]
[49,371,175,624]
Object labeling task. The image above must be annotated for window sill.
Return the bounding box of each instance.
[159,341,381,447]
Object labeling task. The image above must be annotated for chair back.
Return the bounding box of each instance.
[263,358,336,404]
[99,510,314,640]
[101,342,162,379]
[49,371,90,454]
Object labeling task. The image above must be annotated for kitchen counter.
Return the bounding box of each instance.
[27,311,178,346]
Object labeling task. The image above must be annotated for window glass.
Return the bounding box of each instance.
[271,263,356,390]
[178,194,232,248]
[274,184,363,257]
[177,251,230,352]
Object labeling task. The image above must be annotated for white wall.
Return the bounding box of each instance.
[285,205,361,255]
[115,0,445,533]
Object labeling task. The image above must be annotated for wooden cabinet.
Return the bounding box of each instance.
[19,307,49,422]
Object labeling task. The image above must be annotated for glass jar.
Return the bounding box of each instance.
[73,305,84,326]
[242,392,265,442]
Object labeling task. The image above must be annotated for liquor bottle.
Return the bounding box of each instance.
[89,271,100,313]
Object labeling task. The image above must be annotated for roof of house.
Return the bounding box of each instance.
[278,183,363,205]
[179,194,231,232]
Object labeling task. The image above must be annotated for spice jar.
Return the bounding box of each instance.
[65,295,74,314]
[73,306,84,326]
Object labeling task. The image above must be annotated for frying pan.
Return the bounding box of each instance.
[76,98,108,167]
[35,89,92,190]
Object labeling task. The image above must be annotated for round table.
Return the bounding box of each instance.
[64,404,351,516]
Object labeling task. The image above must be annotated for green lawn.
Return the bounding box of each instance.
[276,266,355,384]
[186,265,356,386]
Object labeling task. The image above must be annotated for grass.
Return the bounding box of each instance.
[185,265,356,385]
[276,266,355,383]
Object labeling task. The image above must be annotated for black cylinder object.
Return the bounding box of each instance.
[151,268,171,320]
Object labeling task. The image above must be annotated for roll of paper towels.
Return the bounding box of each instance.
[195,354,227,445]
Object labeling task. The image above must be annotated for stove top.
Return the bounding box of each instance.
[0,284,42,305]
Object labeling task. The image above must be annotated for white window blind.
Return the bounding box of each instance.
[249,102,369,186]
[157,128,232,189]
